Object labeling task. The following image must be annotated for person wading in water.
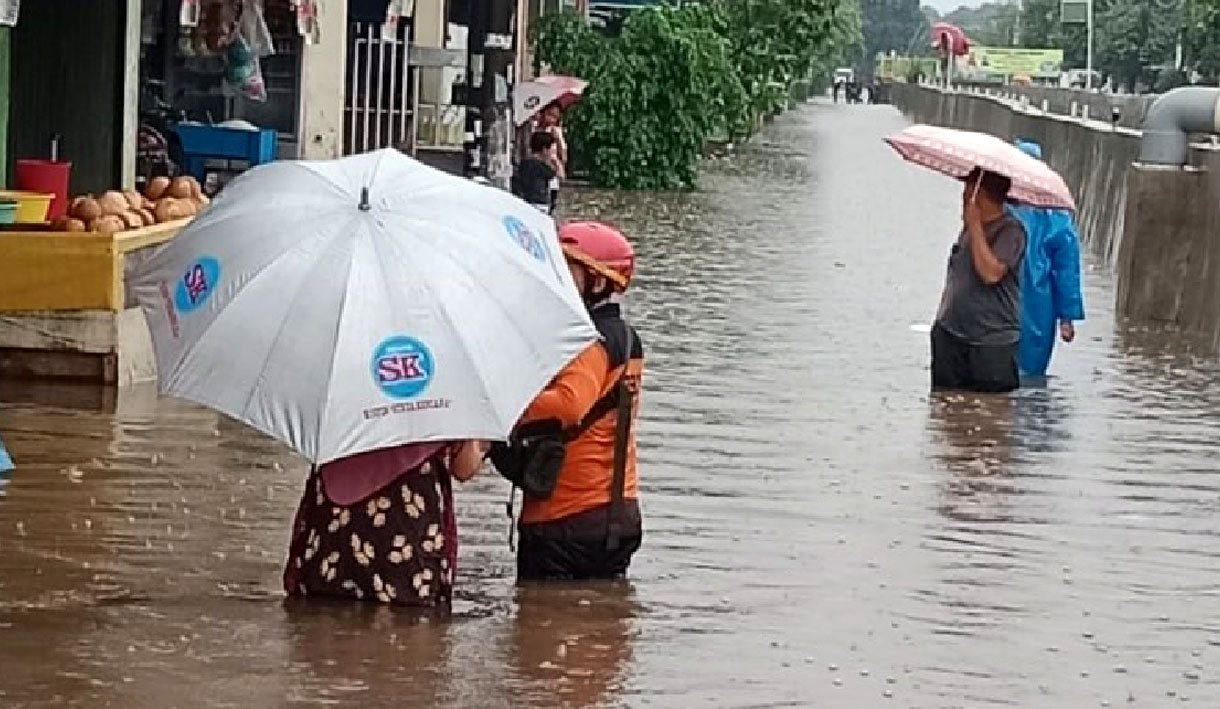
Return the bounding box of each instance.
[931,168,1027,393]
[283,441,488,609]
[1008,139,1085,379]
[494,222,645,581]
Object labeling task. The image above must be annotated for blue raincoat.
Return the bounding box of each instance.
[0,433,12,473]
[1007,139,1085,377]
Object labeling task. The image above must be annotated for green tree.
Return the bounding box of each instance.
[943,2,1019,47]
[1095,0,1178,90]
[534,7,748,189]
[860,0,929,73]
[1019,0,1087,67]
[717,0,855,116]
[533,0,860,189]
[1186,0,1220,79]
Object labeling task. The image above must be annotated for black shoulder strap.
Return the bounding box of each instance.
[606,325,635,551]
[563,383,622,442]
[562,330,631,442]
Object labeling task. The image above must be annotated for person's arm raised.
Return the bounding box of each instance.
[965,204,1022,285]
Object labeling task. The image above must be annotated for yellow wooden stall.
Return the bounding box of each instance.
[0,219,190,312]
[0,219,191,384]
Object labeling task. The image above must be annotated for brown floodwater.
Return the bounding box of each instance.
[4,101,1220,708]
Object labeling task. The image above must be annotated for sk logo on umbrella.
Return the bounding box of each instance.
[373,336,434,400]
[504,216,547,262]
[174,257,221,313]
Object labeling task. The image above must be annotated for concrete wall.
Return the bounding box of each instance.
[298,0,348,159]
[891,83,1220,351]
[950,84,1157,129]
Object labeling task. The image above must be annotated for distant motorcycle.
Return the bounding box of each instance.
[136,82,185,189]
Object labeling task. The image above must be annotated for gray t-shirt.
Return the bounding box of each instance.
[935,213,1026,346]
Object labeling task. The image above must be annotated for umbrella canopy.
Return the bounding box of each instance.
[930,22,970,57]
[128,149,598,465]
[884,124,1076,211]
[514,75,588,126]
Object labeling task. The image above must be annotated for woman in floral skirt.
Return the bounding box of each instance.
[283,440,487,609]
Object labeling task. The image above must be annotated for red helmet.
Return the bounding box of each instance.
[558,221,635,292]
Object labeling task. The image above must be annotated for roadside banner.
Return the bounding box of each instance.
[964,47,1064,78]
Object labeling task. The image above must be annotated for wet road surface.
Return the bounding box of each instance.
[4,101,1220,708]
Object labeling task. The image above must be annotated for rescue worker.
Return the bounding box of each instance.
[515,222,645,581]
[1007,139,1085,378]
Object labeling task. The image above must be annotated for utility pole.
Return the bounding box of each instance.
[1085,0,1094,89]
[462,0,488,180]
[1014,0,1023,46]
[462,0,516,189]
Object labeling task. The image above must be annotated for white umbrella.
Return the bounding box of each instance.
[129,149,597,465]
[513,75,588,126]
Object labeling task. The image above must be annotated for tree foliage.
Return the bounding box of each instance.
[1020,0,1191,88]
[860,0,928,73]
[1187,0,1220,79]
[1094,0,1179,90]
[941,2,1018,48]
[1018,0,1087,68]
[533,0,860,190]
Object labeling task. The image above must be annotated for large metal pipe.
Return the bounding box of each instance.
[1139,86,1220,165]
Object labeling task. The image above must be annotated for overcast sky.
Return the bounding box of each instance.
[925,0,986,15]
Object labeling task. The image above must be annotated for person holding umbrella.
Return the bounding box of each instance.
[284,440,488,607]
[885,124,1076,393]
[931,169,1027,392]
[534,102,567,213]
[515,76,585,214]
[1009,139,1085,378]
[129,149,599,608]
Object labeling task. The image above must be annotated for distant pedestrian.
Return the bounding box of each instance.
[513,131,559,215]
[1007,139,1085,378]
[931,168,1028,393]
[833,80,843,103]
[535,101,567,212]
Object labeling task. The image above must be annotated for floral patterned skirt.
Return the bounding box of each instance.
[283,459,457,609]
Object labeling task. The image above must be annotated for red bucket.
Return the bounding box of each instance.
[14,160,72,220]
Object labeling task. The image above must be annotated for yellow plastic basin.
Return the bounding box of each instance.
[0,190,54,223]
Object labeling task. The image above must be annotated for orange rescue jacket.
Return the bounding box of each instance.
[520,303,643,525]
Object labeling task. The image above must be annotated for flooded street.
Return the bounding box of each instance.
[5,101,1220,707]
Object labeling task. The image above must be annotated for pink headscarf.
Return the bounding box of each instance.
[319,442,446,506]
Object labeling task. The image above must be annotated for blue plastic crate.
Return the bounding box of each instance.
[176,124,277,165]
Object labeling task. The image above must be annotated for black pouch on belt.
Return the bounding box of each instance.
[489,376,629,500]
[489,418,567,500]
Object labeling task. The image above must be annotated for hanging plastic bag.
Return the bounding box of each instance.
[241,0,275,58]
[1,0,22,27]
[292,0,320,45]
[225,35,268,102]
[180,0,200,27]
[382,0,414,41]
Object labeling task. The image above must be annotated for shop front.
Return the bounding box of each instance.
[0,1,348,385]
[136,0,308,193]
